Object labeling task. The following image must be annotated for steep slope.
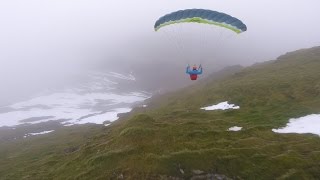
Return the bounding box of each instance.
[1,47,320,179]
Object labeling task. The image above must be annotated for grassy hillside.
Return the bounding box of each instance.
[1,47,320,179]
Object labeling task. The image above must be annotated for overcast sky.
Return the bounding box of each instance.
[0,0,319,103]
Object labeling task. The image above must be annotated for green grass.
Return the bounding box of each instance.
[1,47,320,179]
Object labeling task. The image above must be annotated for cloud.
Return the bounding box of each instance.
[0,0,319,104]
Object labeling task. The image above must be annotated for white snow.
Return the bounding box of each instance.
[201,101,240,111]
[89,71,135,81]
[272,114,320,136]
[228,126,242,131]
[0,71,149,128]
[0,92,149,127]
[109,72,136,81]
[64,108,132,125]
[10,92,148,109]
[29,130,54,136]
[24,130,54,138]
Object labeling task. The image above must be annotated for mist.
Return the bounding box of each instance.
[1,0,319,105]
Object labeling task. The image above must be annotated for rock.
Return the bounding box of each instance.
[192,170,204,175]
[190,173,233,180]
[118,173,124,179]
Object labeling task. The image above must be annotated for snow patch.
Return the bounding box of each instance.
[201,101,240,111]
[89,71,135,82]
[64,108,132,125]
[0,92,149,127]
[0,71,150,128]
[109,72,136,81]
[24,130,54,138]
[228,126,242,131]
[272,114,320,136]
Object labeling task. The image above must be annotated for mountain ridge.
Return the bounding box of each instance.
[1,46,320,179]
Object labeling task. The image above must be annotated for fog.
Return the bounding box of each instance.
[1,0,319,104]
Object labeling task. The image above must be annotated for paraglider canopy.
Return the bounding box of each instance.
[154,9,247,33]
[154,9,247,80]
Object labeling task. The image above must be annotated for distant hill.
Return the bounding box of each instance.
[1,46,320,179]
